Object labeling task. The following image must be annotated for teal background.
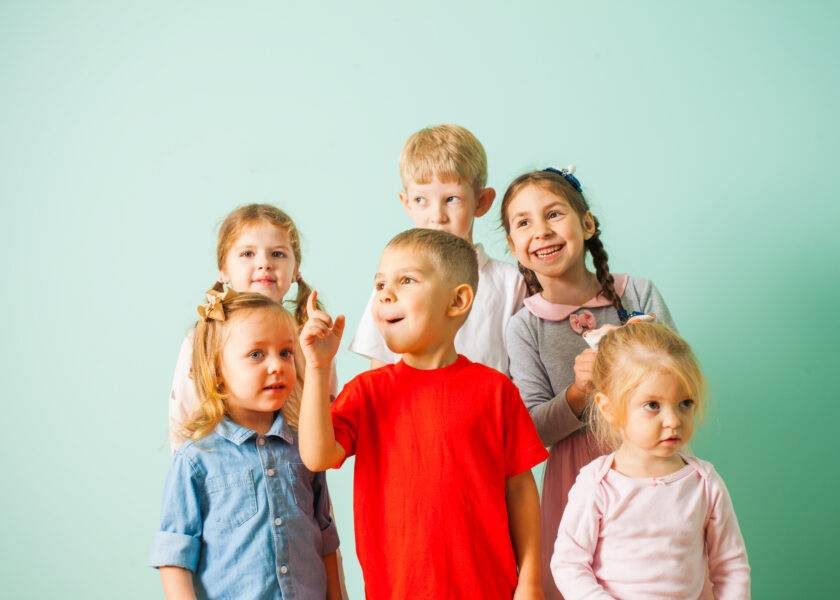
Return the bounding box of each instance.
[2,2,838,598]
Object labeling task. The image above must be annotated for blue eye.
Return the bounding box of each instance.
[446,196,460,204]
[643,401,660,412]
[248,350,264,360]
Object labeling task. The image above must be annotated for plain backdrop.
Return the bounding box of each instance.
[1,2,838,598]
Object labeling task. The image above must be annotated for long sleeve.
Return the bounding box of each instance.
[705,471,751,599]
[168,332,198,452]
[550,473,615,600]
[505,315,584,446]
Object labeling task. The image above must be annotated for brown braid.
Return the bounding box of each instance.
[501,169,623,314]
[292,276,323,327]
[586,220,624,315]
[518,263,543,297]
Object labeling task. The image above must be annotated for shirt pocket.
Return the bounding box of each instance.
[205,468,258,528]
[286,462,316,517]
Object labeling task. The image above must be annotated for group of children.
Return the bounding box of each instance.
[150,124,751,599]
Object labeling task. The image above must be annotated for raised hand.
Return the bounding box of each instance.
[299,291,346,369]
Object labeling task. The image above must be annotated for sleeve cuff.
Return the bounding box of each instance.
[149,531,201,571]
[321,521,341,556]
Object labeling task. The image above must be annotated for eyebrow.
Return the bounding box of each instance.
[373,267,428,280]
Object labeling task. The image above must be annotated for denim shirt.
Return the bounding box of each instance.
[150,413,340,600]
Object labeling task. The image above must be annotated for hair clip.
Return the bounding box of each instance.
[543,164,582,193]
[616,309,654,325]
[198,287,234,322]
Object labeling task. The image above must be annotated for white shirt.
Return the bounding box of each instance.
[348,244,526,375]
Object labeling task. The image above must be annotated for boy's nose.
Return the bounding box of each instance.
[431,204,449,223]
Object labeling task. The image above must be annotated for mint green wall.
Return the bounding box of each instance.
[2,2,837,598]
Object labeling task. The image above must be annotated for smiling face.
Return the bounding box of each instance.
[219,222,298,303]
[607,369,697,463]
[219,308,297,432]
[372,245,463,358]
[505,183,595,282]
[399,176,494,243]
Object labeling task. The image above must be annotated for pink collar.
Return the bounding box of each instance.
[523,274,628,322]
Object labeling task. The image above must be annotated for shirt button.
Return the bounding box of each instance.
[257,437,266,446]
[266,468,276,477]
[279,565,289,575]
[274,517,283,526]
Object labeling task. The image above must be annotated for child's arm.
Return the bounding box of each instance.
[550,475,614,600]
[505,317,587,446]
[299,291,347,471]
[705,471,751,599]
[160,566,196,600]
[322,552,342,600]
[506,470,544,600]
[168,332,197,452]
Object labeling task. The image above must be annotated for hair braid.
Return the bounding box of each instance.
[517,263,542,297]
[292,276,323,327]
[586,217,624,317]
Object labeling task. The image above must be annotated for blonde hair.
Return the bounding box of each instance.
[399,124,488,190]
[590,322,706,450]
[216,203,320,325]
[387,228,479,292]
[184,290,303,441]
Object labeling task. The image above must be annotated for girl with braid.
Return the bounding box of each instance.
[168,204,328,450]
[501,167,675,600]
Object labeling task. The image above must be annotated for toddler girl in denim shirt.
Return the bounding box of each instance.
[150,288,341,599]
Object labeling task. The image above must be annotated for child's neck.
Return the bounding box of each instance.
[613,445,687,479]
[227,409,276,435]
[537,263,601,306]
[402,343,459,370]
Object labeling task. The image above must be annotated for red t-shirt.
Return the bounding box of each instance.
[331,355,548,599]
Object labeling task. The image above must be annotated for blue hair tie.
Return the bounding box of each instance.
[543,165,582,193]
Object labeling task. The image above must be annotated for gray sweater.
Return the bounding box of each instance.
[505,276,675,447]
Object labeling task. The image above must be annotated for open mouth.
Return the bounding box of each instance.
[532,244,565,259]
[263,384,286,392]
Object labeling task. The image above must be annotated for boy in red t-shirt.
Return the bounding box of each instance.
[299,228,548,600]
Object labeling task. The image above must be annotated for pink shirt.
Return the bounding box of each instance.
[551,453,750,599]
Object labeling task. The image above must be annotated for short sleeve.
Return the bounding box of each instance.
[149,452,203,571]
[348,292,398,364]
[312,471,341,556]
[330,377,366,466]
[502,381,549,478]
[169,331,198,452]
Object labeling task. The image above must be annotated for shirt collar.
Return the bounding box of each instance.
[523,274,629,322]
[216,412,294,445]
[473,243,490,270]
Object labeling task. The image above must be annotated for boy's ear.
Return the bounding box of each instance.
[447,283,475,318]
[473,187,496,218]
[582,211,597,240]
[594,392,614,424]
[398,191,409,209]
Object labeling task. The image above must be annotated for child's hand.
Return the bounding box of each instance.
[567,348,597,416]
[299,291,345,369]
[513,580,545,600]
[572,347,597,392]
